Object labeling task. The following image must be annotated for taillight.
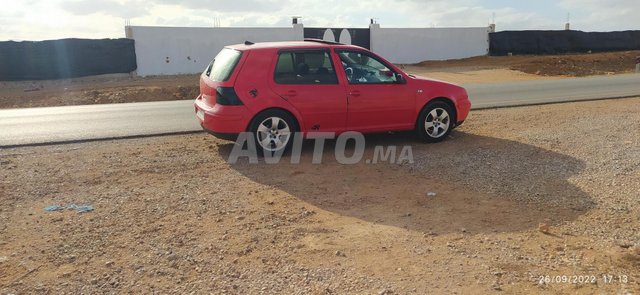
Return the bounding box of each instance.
[215,87,243,105]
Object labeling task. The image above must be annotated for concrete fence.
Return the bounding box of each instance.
[370,24,490,64]
[127,25,304,76]
[128,24,490,76]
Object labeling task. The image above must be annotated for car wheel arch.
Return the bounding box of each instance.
[246,107,303,132]
[416,97,457,128]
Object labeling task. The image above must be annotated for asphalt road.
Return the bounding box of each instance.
[1,74,639,147]
[0,101,199,147]
[468,74,640,108]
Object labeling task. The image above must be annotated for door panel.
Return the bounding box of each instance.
[347,84,414,131]
[268,50,347,133]
[336,50,415,132]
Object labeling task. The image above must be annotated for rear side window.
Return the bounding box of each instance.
[274,50,338,84]
[205,48,242,82]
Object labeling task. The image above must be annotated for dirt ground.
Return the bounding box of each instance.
[0,74,200,109]
[1,98,639,294]
[0,51,638,109]
[414,50,640,76]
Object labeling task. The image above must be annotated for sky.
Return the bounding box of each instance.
[1,0,639,41]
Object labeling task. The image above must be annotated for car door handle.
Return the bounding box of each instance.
[349,90,361,97]
[285,90,297,98]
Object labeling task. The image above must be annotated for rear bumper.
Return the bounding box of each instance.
[194,96,250,138]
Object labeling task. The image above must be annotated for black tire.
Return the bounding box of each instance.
[416,101,455,143]
[249,109,297,156]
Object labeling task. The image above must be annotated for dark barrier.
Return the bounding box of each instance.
[0,38,137,81]
[304,28,371,49]
[490,30,640,55]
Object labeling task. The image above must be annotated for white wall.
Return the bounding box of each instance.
[370,25,489,64]
[128,25,303,76]
[128,24,489,75]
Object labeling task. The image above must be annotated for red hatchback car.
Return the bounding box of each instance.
[194,40,471,153]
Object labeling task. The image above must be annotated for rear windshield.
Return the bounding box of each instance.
[204,48,242,82]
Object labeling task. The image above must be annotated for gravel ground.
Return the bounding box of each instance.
[0,98,639,294]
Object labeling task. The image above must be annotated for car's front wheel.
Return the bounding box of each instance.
[249,109,297,155]
[417,101,454,143]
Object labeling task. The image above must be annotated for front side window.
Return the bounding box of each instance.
[337,50,399,84]
[206,48,242,82]
[274,50,338,84]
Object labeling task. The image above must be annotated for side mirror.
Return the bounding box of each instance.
[395,73,406,84]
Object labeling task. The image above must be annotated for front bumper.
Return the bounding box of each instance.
[456,96,472,124]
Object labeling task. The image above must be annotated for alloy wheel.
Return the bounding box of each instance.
[256,116,291,152]
[424,108,450,138]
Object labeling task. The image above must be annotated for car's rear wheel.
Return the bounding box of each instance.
[249,109,297,155]
[417,101,454,143]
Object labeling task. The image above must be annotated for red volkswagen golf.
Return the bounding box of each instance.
[194,40,471,153]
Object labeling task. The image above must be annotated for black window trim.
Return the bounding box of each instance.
[273,48,339,85]
[334,49,404,85]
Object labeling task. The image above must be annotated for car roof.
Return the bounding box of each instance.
[227,40,364,51]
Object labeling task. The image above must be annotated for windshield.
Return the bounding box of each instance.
[206,48,242,82]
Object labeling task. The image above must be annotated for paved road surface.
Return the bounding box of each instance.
[1,74,639,147]
[468,74,640,108]
[0,101,198,147]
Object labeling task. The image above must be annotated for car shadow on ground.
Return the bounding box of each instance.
[217,131,594,235]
